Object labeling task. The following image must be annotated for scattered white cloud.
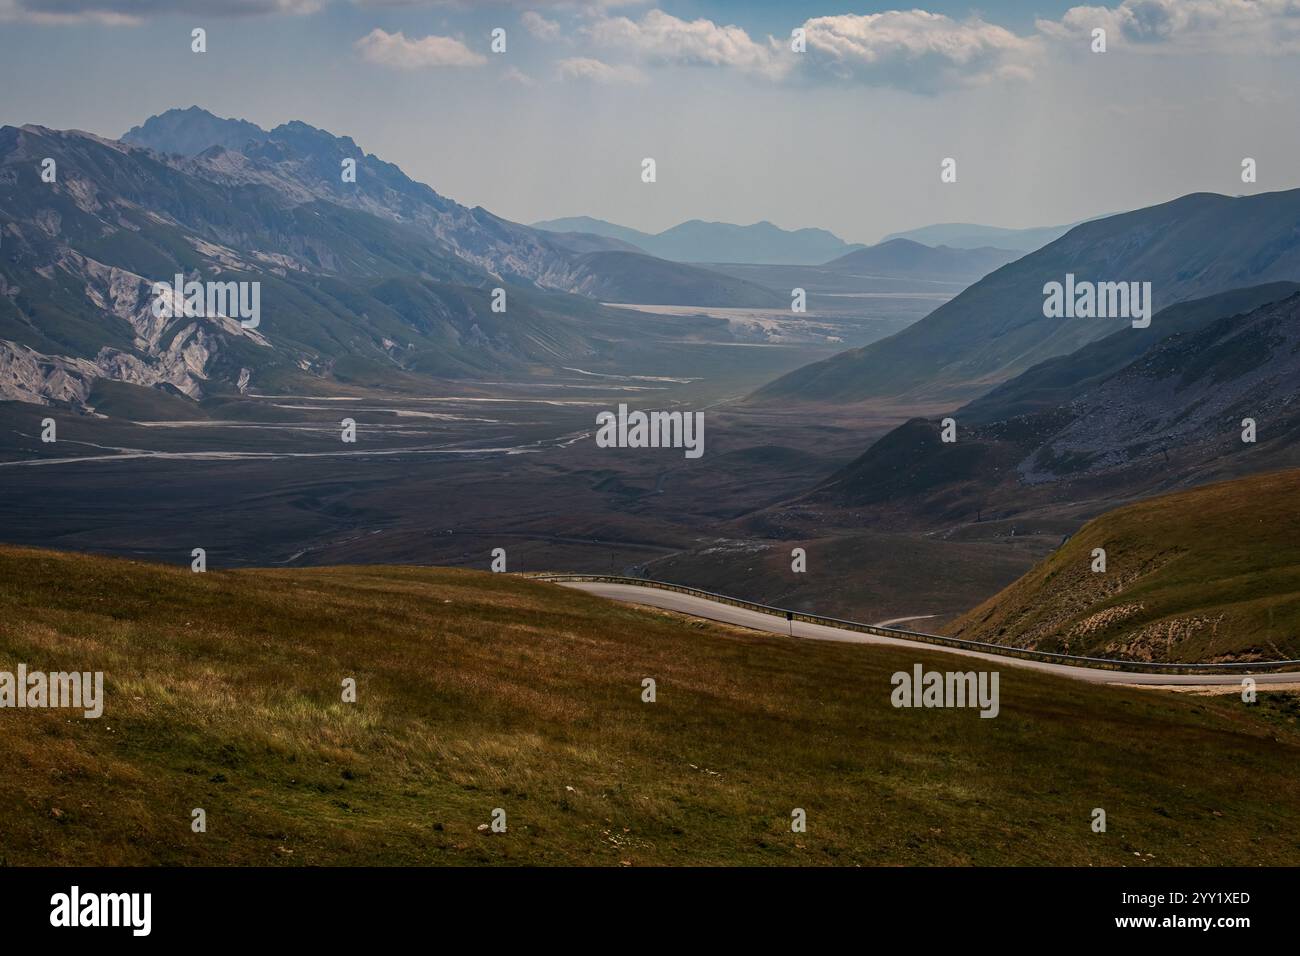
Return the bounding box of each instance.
[12,0,1293,88]
[354,27,486,69]
[578,8,1039,91]
[1038,0,1300,54]
[557,3,1300,93]
[798,10,1037,93]
[521,10,561,40]
[502,65,537,86]
[556,56,645,85]
[584,9,785,77]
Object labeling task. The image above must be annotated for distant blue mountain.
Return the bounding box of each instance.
[882,220,1091,254]
[533,216,866,265]
[822,238,1020,277]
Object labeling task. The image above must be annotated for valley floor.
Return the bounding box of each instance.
[0,374,1042,628]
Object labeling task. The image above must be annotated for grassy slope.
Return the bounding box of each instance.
[1,546,1298,866]
[947,469,1300,663]
[85,380,212,422]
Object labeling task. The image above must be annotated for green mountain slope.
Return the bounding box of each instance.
[946,469,1300,663]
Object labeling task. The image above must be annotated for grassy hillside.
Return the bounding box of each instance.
[1,546,1298,866]
[947,469,1300,663]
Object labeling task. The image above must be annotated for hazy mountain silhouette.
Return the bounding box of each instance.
[534,216,865,265]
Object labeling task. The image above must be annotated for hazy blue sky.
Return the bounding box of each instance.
[2,0,1298,243]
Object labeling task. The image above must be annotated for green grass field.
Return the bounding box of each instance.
[1,546,1297,866]
[948,469,1300,662]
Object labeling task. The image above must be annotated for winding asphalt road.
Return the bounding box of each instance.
[559,581,1300,689]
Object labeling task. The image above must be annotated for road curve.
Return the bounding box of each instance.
[559,581,1300,689]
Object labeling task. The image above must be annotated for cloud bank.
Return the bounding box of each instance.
[354,28,486,69]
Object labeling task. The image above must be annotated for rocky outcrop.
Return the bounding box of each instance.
[0,251,269,406]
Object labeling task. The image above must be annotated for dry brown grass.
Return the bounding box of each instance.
[1,545,1298,866]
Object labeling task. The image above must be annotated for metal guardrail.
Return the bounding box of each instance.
[526,573,1300,676]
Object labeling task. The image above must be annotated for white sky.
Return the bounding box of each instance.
[2,1,1298,243]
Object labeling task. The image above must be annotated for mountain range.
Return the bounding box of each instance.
[795,284,1300,527]
[0,108,791,406]
[534,215,1080,265]
[882,219,1087,253]
[754,189,1300,408]
[820,238,1020,279]
[122,107,572,288]
[533,215,866,265]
